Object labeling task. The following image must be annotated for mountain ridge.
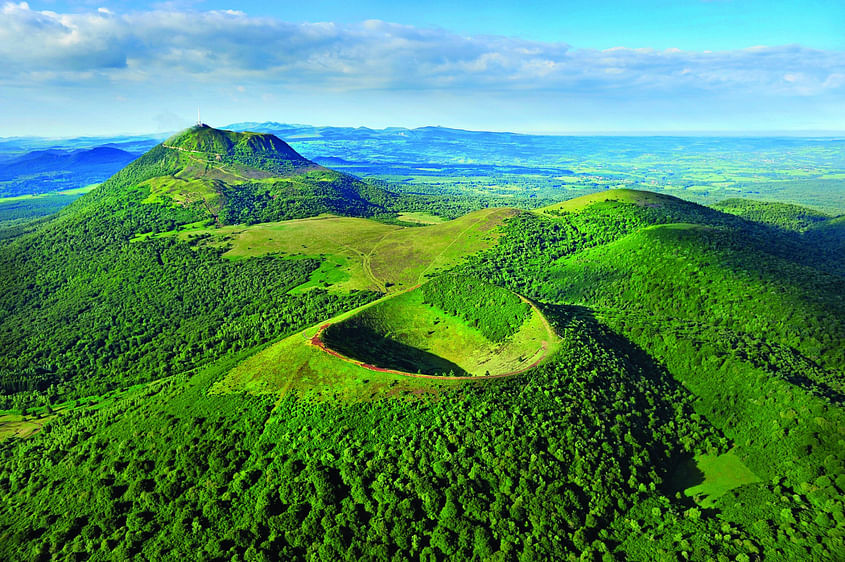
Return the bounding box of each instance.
[39,125,398,239]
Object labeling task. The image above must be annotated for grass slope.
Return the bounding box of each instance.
[322,287,554,377]
[538,188,680,214]
[213,281,557,396]
[368,207,519,290]
[171,207,517,293]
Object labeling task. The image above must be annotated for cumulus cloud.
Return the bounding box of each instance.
[0,1,843,98]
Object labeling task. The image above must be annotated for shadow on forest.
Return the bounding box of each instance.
[323,323,469,376]
[538,303,715,499]
[665,454,706,497]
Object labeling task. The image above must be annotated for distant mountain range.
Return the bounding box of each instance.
[0,147,137,181]
[224,121,526,141]
[2,123,844,215]
[0,146,141,197]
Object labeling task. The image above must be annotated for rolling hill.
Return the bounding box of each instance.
[0,146,139,197]
[0,123,842,562]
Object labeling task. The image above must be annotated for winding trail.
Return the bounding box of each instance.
[162,143,251,181]
[307,291,556,381]
[415,212,491,284]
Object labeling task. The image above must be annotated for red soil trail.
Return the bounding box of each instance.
[307,293,555,381]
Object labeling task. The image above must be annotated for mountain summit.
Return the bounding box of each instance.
[71,125,394,234]
[163,125,312,171]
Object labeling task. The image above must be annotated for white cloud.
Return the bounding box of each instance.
[0,1,842,101]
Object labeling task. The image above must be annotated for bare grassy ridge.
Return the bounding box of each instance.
[214,282,556,398]
[323,287,552,377]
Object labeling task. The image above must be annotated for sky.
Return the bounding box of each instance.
[1,0,844,136]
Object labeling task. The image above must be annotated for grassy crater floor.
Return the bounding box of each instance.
[320,288,554,377]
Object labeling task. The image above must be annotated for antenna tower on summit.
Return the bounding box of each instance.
[196,106,202,126]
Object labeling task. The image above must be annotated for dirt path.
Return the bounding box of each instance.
[162,144,250,181]
[415,213,490,285]
[362,229,402,292]
[307,291,556,381]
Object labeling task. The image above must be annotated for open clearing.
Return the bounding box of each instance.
[670,449,762,507]
[0,413,55,440]
[396,212,445,224]
[367,207,518,290]
[172,207,518,293]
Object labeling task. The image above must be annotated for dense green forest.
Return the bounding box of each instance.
[420,275,531,342]
[712,198,832,232]
[1,305,740,561]
[458,195,845,559]
[0,128,842,560]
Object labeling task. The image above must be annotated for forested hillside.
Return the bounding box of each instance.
[420,275,531,342]
[1,304,739,560]
[0,137,842,562]
[459,191,845,559]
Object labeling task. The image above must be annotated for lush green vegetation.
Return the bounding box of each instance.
[321,285,551,376]
[0,227,375,407]
[0,305,738,561]
[167,207,516,294]
[458,191,844,559]
[0,193,83,224]
[219,174,386,225]
[421,275,531,342]
[0,129,408,407]
[713,198,834,232]
[0,120,842,561]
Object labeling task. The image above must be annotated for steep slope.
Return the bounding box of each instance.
[458,190,845,559]
[74,125,395,231]
[0,126,407,401]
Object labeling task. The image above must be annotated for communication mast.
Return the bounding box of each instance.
[196,106,202,126]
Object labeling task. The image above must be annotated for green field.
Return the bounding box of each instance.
[0,413,55,440]
[671,450,762,507]
[367,207,519,290]
[396,211,445,224]
[171,207,517,293]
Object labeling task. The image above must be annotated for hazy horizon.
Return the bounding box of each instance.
[1,1,843,137]
[3,122,845,141]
